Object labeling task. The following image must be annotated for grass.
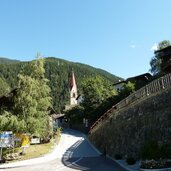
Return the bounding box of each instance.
[19,141,54,160]
[3,132,61,163]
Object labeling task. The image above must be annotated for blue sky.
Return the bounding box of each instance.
[0,0,171,79]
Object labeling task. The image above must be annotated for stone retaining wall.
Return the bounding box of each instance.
[89,88,171,159]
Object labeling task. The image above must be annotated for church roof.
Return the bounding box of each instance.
[70,70,77,90]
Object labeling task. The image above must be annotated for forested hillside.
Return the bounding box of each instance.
[0,57,122,112]
[0,57,20,64]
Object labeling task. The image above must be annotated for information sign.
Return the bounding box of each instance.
[0,131,13,147]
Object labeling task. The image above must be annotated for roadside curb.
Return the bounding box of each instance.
[106,155,140,171]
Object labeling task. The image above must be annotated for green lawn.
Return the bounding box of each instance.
[19,141,54,160]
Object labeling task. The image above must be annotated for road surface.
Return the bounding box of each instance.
[0,129,126,171]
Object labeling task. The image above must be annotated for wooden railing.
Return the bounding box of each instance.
[89,73,171,133]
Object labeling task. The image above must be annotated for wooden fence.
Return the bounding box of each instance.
[89,73,171,133]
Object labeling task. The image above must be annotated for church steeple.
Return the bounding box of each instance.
[69,70,78,105]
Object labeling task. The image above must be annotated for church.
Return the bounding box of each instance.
[65,70,79,110]
[69,70,78,106]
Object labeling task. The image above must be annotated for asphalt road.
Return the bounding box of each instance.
[0,129,126,171]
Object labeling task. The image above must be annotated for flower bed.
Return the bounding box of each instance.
[140,159,171,169]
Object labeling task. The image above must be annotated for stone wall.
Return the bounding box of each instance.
[89,88,171,159]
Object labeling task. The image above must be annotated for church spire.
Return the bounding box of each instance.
[69,69,78,105]
[70,69,77,91]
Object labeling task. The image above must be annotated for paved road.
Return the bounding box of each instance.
[0,129,126,171]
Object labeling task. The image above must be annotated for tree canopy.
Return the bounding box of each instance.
[81,76,116,119]
[0,77,10,97]
[118,81,135,99]
[0,57,52,137]
[0,57,121,112]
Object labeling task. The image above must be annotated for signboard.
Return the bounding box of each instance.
[21,135,30,147]
[0,131,13,147]
[30,137,40,144]
[14,133,22,142]
[13,133,30,147]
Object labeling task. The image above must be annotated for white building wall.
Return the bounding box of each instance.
[70,86,78,105]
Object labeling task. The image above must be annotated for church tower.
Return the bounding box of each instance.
[69,70,78,106]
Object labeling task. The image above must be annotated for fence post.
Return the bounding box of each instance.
[146,85,149,96]
[125,98,128,105]
[161,77,165,89]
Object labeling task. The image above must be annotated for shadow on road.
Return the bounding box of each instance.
[61,129,126,171]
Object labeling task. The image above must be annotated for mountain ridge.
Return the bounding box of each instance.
[0,57,123,112]
[0,57,20,64]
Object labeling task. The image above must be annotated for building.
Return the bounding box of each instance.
[69,70,78,106]
[76,95,84,104]
[126,73,152,82]
[113,73,152,92]
[113,80,126,92]
[65,70,78,110]
[51,113,66,130]
[155,45,171,74]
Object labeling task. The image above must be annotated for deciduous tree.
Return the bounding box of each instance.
[81,76,116,119]
[0,77,10,96]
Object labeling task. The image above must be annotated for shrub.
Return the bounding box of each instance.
[160,144,171,159]
[126,156,136,165]
[140,141,160,160]
[141,141,171,160]
[114,154,122,160]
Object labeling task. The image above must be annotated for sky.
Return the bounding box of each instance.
[0,0,171,79]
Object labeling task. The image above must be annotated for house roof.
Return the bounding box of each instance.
[51,113,65,119]
[76,94,82,100]
[113,80,126,86]
[113,73,152,86]
[155,45,171,53]
[127,73,152,81]
[154,46,171,61]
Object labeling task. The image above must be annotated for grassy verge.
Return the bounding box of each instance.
[3,129,61,163]
[19,140,54,160]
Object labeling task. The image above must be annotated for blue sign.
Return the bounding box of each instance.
[0,131,13,147]
[0,132,12,138]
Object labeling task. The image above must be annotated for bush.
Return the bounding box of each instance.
[114,154,122,160]
[141,141,171,160]
[160,144,171,159]
[126,156,136,165]
[141,141,159,160]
